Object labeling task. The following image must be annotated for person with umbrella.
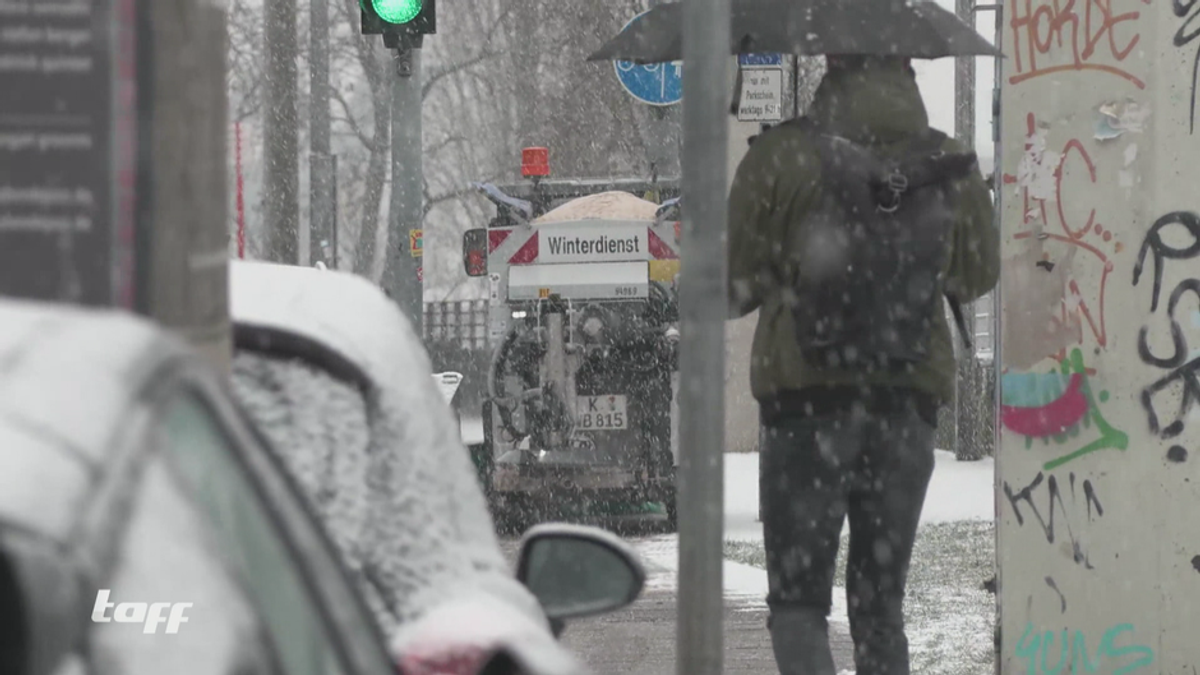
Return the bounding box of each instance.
[727,51,998,675]
[592,3,1001,674]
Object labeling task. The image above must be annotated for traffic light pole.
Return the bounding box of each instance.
[381,42,424,334]
[310,0,337,268]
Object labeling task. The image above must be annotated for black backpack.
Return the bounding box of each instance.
[787,121,978,372]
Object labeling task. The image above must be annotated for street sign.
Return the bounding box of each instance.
[0,0,138,307]
[738,53,783,67]
[737,67,784,122]
[613,12,682,106]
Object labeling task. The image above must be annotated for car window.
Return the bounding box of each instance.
[160,391,350,675]
[230,347,540,635]
[229,351,394,630]
[88,452,281,675]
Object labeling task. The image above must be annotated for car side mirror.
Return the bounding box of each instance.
[515,524,645,622]
[463,228,488,277]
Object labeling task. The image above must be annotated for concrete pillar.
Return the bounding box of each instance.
[996,3,1200,671]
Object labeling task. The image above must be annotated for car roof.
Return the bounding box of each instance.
[228,260,435,389]
[0,299,183,542]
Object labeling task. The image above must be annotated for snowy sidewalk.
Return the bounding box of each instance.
[724,448,996,543]
[641,449,995,630]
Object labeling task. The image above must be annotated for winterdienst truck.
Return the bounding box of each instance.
[460,147,683,531]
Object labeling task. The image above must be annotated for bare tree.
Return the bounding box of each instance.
[227,0,682,297]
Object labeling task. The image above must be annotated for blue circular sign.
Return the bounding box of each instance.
[613,12,682,106]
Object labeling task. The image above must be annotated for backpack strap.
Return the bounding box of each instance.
[874,129,979,212]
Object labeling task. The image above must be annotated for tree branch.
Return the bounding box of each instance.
[422,49,505,100]
[330,86,372,147]
[424,134,467,156]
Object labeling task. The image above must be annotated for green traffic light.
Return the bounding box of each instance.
[370,0,423,24]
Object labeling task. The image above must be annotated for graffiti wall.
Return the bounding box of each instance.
[998,1,1200,671]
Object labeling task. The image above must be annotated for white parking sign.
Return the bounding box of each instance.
[737,67,783,122]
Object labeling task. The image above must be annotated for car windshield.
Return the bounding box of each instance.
[229,348,542,638]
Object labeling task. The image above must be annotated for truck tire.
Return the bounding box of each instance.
[474,401,496,494]
[478,400,525,534]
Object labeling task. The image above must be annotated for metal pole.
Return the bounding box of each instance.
[236,121,246,259]
[141,0,232,373]
[953,0,980,460]
[677,0,729,670]
[264,0,300,264]
[382,44,424,332]
[991,5,1004,671]
[310,0,335,268]
[644,0,679,181]
[331,154,340,269]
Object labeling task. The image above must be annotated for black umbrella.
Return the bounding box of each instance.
[588,0,1003,64]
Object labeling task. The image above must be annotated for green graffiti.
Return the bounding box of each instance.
[1014,621,1154,675]
[1019,349,1129,471]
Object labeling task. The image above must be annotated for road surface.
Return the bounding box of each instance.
[501,527,856,674]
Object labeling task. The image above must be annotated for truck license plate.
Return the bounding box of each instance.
[576,395,627,430]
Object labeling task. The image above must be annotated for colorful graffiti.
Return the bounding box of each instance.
[1001,348,1128,470]
[1007,0,1150,89]
[1014,622,1154,675]
[1133,211,1200,440]
[1174,0,1200,133]
[1003,112,1121,358]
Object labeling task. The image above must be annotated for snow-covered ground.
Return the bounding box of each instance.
[634,448,996,674]
[724,448,995,543]
[464,403,998,662]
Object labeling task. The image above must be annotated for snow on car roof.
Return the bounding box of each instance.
[227,261,548,633]
[531,191,659,225]
[0,298,182,540]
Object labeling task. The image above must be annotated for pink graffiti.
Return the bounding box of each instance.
[1003,112,1116,358]
[1001,373,1088,437]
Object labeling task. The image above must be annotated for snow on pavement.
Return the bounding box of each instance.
[725,448,995,543]
[636,450,993,622]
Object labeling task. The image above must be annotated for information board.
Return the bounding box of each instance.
[0,0,137,307]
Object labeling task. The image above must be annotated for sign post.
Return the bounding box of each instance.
[677,0,729,670]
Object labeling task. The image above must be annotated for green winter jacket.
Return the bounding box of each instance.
[727,58,999,405]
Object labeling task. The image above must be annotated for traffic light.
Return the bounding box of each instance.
[361,0,436,46]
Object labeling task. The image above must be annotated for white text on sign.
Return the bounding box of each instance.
[92,589,193,634]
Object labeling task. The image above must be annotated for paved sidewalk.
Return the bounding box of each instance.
[501,536,856,674]
[560,589,856,675]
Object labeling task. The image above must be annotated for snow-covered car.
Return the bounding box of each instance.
[227,260,646,675]
[0,297,399,675]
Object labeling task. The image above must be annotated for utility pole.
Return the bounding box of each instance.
[952,0,982,461]
[264,0,300,264]
[310,0,337,268]
[643,0,680,182]
[380,44,424,330]
[0,0,229,372]
[677,0,729,673]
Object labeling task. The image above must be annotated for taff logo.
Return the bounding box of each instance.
[92,590,193,634]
